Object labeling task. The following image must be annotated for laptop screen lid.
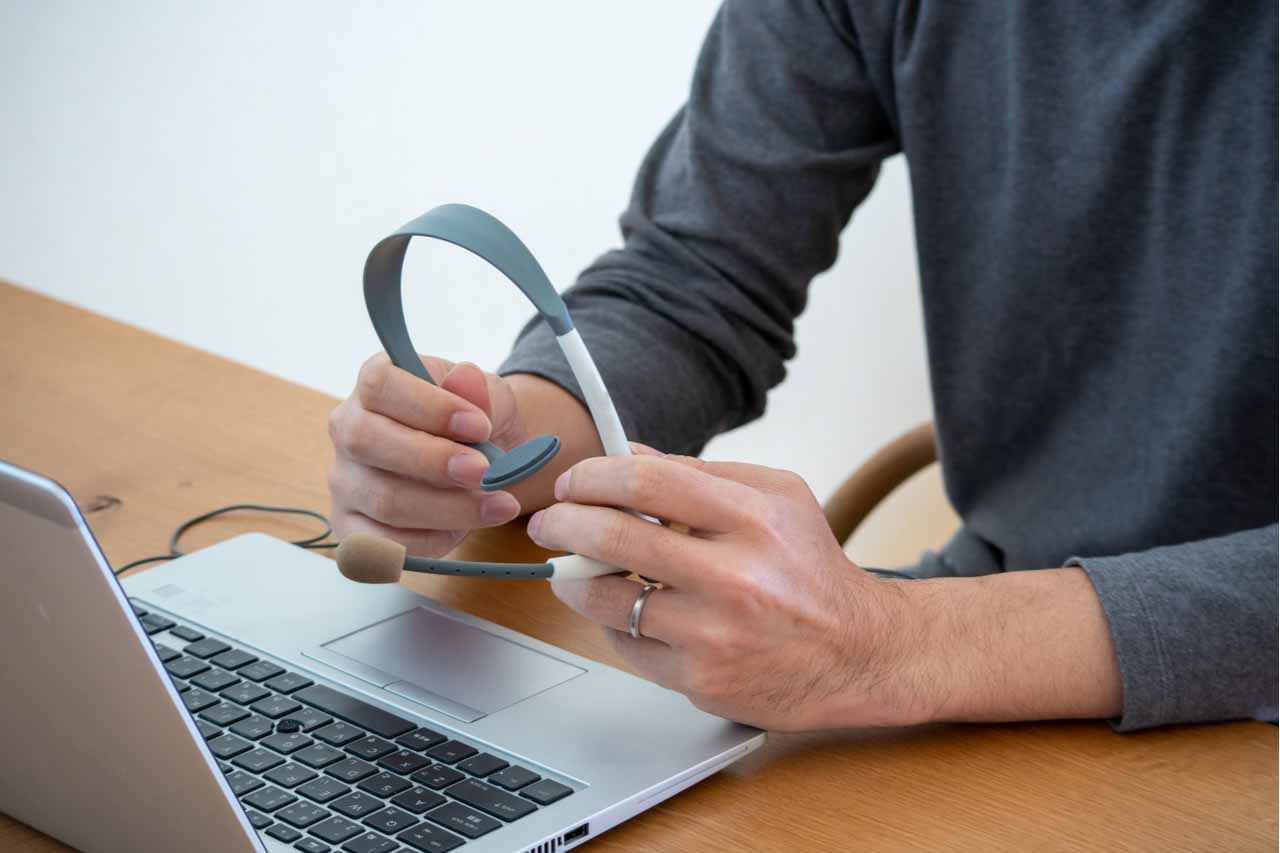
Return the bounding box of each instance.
[0,460,261,853]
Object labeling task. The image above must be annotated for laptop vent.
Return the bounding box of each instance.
[520,837,561,853]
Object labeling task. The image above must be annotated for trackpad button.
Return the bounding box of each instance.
[320,607,585,722]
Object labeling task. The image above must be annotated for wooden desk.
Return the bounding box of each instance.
[1,280,1275,851]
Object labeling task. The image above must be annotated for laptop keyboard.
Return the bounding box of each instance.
[133,601,574,852]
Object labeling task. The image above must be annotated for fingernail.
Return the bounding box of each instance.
[527,509,546,545]
[446,452,487,487]
[448,411,490,442]
[479,492,519,525]
[554,470,571,501]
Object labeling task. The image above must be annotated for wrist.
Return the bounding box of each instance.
[891,569,1123,725]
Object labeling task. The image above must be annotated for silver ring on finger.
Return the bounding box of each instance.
[629,583,660,640]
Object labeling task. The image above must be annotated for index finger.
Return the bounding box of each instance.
[356,354,491,443]
[556,454,764,533]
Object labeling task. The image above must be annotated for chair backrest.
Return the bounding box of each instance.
[823,422,938,546]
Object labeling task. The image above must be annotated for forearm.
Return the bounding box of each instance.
[899,569,1123,724]
[501,373,601,513]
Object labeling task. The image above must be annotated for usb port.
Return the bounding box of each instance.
[563,823,589,843]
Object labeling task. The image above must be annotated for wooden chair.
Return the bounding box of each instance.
[822,422,939,546]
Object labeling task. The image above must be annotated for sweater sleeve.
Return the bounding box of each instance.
[1068,524,1279,731]
[499,0,898,454]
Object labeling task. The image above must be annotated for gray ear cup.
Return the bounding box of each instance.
[363,204,569,491]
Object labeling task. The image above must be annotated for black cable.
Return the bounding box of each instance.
[113,503,338,576]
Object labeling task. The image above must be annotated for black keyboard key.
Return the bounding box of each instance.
[395,729,447,752]
[425,801,501,838]
[226,770,264,797]
[139,613,175,634]
[410,765,464,791]
[446,778,535,822]
[294,685,415,740]
[230,714,275,740]
[295,743,346,768]
[397,823,464,853]
[169,625,205,642]
[207,734,253,760]
[341,833,399,853]
[251,695,302,719]
[520,778,573,806]
[488,765,540,791]
[310,815,363,844]
[277,801,330,829]
[232,748,286,774]
[165,656,210,679]
[219,762,233,774]
[357,772,410,798]
[200,702,251,727]
[267,672,315,694]
[243,784,297,813]
[245,809,273,830]
[330,791,384,819]
[184,638,231,659]
[281,707,333,732]
[239,660,287,682]
[153,643,181,663]
[298,776,351,804]
[456,753,507,778]
[211,648,258,670]
[182,688,220,713]
[130,600,148,617]
[314,722,364,747]
[325,758,378,784]
[346,736,396,761]
[266,823,304,844]
[191,669,240,693]
[222,683,272,706]
[195,719,222,740]
[265,763,319,789]
[362,805,419,835]
[263,732,313,755]
[390,786,446,815]
[425,741,476,765]
[379,749,430,775]
[294,839,332,853]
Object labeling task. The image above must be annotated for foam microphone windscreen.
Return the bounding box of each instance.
[336,532,406,584]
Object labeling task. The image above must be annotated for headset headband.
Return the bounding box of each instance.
[362,204,629,492]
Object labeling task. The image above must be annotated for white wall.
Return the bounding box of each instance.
[1,1,941,524]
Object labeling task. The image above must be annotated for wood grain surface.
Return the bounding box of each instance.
[1,280,1275,852]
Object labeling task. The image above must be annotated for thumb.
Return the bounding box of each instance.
[442,363,523,445]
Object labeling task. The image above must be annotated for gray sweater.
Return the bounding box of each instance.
[500,1,1278,730]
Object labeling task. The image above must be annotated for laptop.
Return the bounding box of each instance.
[0,460,765,852]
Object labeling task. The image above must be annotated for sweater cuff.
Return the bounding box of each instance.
[1068,524,1278,731]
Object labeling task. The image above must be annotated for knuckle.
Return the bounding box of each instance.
[325,461,346,500]
[355,356,391,406]
[365,483,403,524]
[596,514,632,560]
[326,404,346,446]
[340,413,375,458]
[618,458,663,502]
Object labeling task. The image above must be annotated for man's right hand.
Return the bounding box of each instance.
[327,353,528,556]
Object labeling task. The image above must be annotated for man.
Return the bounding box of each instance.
[328,2,1277,731]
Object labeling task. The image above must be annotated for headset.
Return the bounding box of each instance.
[341,204,628,584]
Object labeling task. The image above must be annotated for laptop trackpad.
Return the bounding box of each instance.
[314,607,585,723]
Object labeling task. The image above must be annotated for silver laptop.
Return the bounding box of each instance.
[0,460,764,853]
